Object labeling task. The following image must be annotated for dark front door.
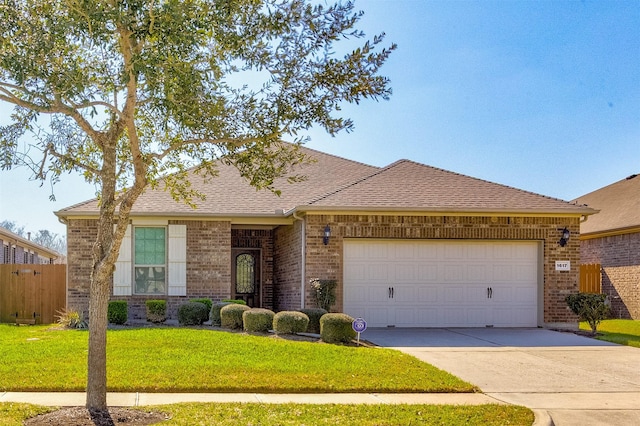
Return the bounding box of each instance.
[232,249,261,307]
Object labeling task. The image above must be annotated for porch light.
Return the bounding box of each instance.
[323,224,331,245]
[558,227,570,247]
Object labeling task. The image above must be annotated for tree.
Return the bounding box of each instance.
[0,0,395,412]
[0,220,25,237]
[566,293,611,335]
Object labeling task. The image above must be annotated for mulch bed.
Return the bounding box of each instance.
[24,407,168,426]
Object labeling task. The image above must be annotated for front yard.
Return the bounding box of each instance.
[0,324,538,425]
[0,325,473,393]
[580,319,640,348]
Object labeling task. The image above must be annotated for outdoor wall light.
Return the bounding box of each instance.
[558,227,570,247]
[323,224,331,245]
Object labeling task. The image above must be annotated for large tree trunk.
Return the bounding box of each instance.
[86,271,111,410]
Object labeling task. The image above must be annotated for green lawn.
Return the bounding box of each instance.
[0,325,475,393]
[580,319,640,348]
[0,402,534,426]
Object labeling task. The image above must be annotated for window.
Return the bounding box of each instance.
[235,253,255,294]
[134,227,166,294]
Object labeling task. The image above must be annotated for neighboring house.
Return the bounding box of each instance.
[573,174,640,319]
[56,146,595,327]
[0,227,61,264]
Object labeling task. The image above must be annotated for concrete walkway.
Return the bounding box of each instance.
[0,391,498,407]
[365,328,640,426]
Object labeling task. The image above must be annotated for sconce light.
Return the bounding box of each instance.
[323,224,331,245]
[558,227,570,247]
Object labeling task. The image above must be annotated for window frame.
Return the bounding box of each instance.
[132,226,168,295]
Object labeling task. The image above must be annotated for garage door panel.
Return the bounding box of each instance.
[343,240,539,328]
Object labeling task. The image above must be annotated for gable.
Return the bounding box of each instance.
[573,174,640,236]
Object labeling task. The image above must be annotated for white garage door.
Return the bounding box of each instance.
[343,240,539,327]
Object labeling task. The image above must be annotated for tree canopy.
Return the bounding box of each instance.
[0,0,395,411]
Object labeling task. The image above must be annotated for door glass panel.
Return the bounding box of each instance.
[236,254,255,294]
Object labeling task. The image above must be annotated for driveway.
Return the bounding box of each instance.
[365,328,640,426]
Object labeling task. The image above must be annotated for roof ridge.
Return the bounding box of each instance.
[308,158,580,208]
[305,159,408,205]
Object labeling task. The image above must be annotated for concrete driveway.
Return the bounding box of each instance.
[365,328,640,426]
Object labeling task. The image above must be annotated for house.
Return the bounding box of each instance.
[573,174,640,319]
[0,227,60,264]
[56,146,595,328]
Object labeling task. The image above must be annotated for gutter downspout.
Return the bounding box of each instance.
[292,210,306,309]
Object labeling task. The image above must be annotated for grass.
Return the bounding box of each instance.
[0,402,535,426]
[580,319,640,348]
[0,325,475,393]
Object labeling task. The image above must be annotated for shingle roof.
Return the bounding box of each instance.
[572,174,640,235]
[56,146,379,217]
[57,146,594,220]
[302,159,594,214]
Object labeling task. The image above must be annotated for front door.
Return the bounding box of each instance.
[232,249,261,307]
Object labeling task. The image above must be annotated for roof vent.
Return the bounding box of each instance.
[626,174,638,180]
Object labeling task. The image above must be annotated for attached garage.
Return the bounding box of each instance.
[343,239,541,328]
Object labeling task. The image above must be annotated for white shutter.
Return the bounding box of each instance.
[168,224,187,296]
[113,225,132,296]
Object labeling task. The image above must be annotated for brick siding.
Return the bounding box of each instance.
[581,232,640,319]
[273,221,303,310]
[275,214,581,326]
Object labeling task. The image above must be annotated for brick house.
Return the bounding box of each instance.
[0,227,60,264]
[56,146,595,327]
[573,174,640,319]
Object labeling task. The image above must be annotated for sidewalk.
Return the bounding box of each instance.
[0,391,500,407]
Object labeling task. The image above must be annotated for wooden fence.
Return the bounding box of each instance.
[580,263,602,294]
[0,264,66,324]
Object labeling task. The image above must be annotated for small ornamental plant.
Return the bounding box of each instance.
[566,293,611,335]
[320,313,356,344]
[310,278,337,312]
[146,299,167,324]
[107,300,127,325]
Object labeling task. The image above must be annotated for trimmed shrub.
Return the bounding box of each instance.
[146,299,167,323]
[299,308,327,334]
[320,313,356,344]
[243,308,275,332]
[566,293,610,335]
[211,302,232,326]
[107,300,127,325]
[220,303,251,329]
[190,298,212,322]
[178,302,208,326]
[274,311,309,335]
[222,299,247,305]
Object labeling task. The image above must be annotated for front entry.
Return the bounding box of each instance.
[231,249,261,307]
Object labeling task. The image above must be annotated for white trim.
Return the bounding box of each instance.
[167,224,187,296]
[113,225,132,296]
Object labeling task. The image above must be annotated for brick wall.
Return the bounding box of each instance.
[283,214,581,326]
[274,221,303,310]
[67,219,234,320]
[581,232,640,319]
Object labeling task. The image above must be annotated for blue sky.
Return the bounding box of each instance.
[1,0,638,236]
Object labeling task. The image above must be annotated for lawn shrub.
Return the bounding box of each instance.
[107,300,127,325]
[190,298,212,322]
[309,279,337,312]
[274,311,309,335]
[211,302,231,326]
[222,299,247,305]
[178,302,208,326]
[220,303,251,329]
[55,308,88,329]
[320,313,356,344]
[146,299,167,323]
[299,308,327,333]
[566,293,610,334]
[243,308,275,332]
